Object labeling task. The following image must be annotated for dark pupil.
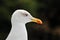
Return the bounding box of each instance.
[25,14,28,16]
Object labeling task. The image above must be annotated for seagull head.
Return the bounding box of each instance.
[11,9,43,24]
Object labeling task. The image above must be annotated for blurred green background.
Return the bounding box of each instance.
[0,0,60,40]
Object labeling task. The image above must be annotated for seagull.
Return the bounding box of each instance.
[6,9,43,40]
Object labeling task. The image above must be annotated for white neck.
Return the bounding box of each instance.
[6,23,28,40]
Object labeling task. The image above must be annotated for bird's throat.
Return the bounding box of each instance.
[6,23,28,40]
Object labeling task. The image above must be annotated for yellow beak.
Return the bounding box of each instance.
[31,18,43,24]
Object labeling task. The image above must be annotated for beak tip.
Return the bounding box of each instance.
[38,21,43,24]
[37,19,43,24]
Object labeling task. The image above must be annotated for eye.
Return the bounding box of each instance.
[24,14,28,16]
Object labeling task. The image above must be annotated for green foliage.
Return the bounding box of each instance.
[0,0,45,20]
